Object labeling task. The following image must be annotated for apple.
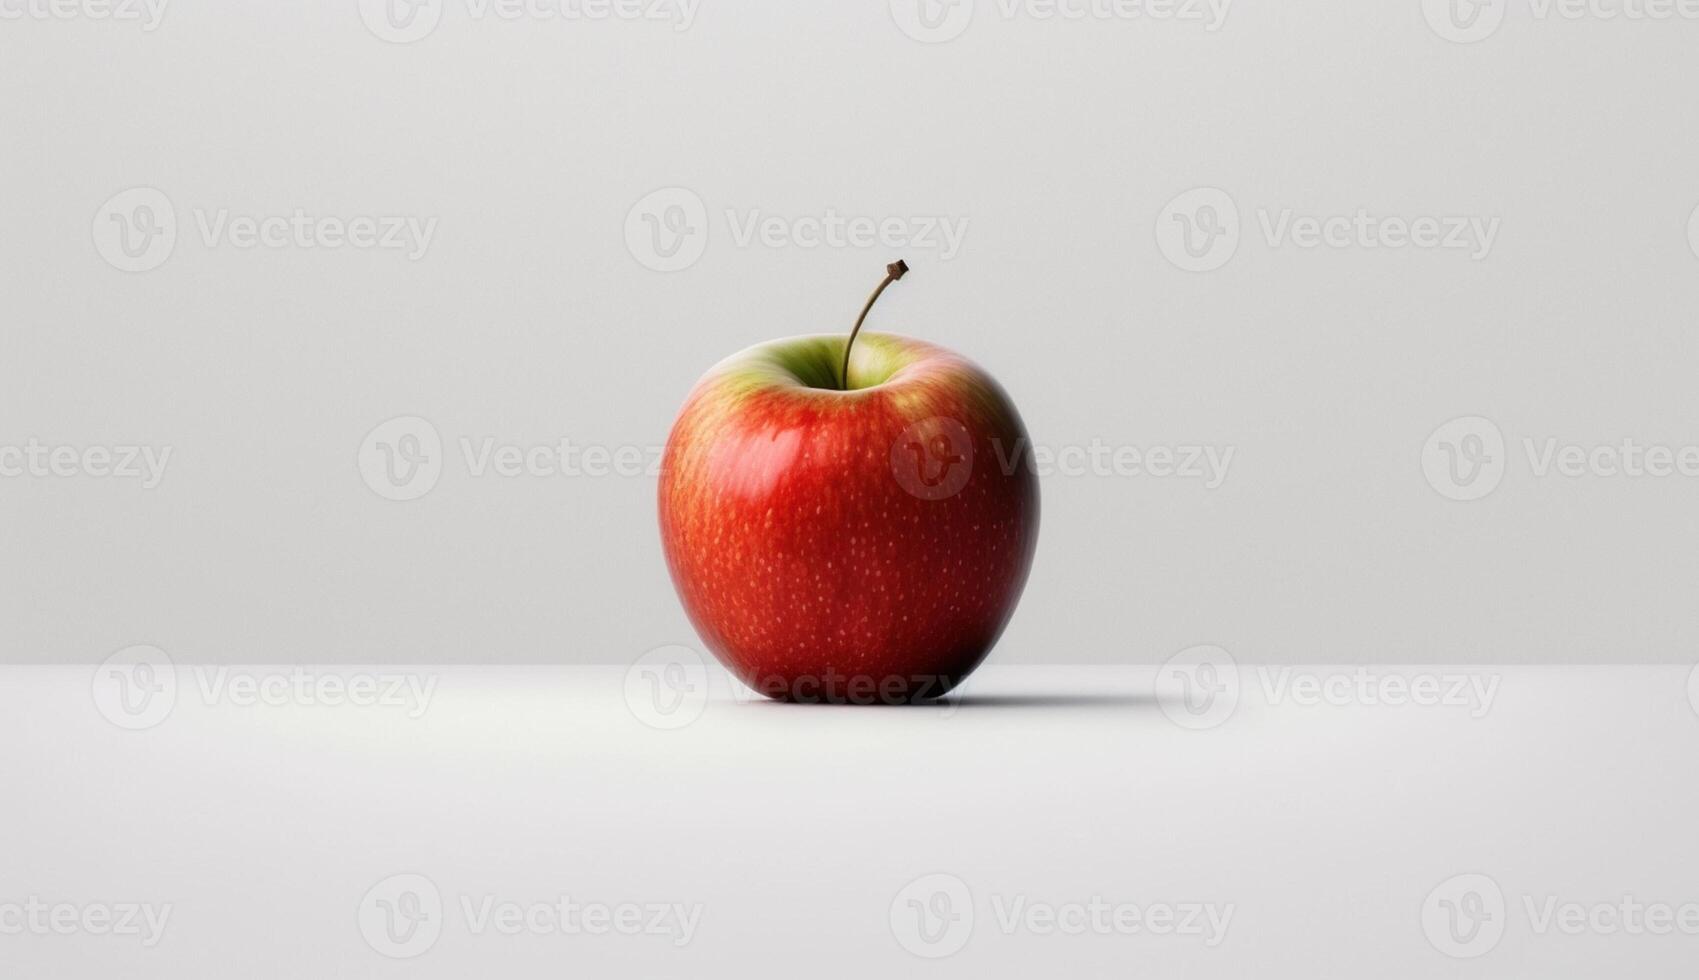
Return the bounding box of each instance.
[658,261,1039,703]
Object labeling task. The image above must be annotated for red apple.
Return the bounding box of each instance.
[658,262,1040,703]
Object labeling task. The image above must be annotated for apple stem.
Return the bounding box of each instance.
[840,260,909,390]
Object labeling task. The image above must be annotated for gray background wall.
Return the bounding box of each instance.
[4,0,1698,664]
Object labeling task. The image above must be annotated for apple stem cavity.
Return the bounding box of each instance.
[840,259,909,391]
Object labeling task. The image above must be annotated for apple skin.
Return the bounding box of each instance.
[658,331,1039,703]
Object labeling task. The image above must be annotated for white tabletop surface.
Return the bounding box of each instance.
[4,663,1697,978]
